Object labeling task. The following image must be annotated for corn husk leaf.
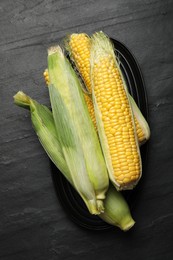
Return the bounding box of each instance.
[49,83,99,214]
[129,95,150,145]
[13,91,73,184]
[48,46,109,214]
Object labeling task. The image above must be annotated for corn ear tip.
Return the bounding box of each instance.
[13,91,32,110]
[63,32,90,51]
[48,45,62,56]
[13,90,21,100]
[91,31,115,63]
[63,33,74,52]
[63,33,76,56]
[63,32,92,95]
[13,91,28,103]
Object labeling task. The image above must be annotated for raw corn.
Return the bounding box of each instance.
[90,31,142,190]
[48,46,109,213]
[14,91,135,231]
[65,33,150,145]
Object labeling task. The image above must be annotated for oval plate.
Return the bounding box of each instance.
[51,38,149,231]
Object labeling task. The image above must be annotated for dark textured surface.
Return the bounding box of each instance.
[0,0,173,259]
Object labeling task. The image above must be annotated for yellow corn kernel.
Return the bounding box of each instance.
[43,69,50,85]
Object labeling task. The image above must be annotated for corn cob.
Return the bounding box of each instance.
[65,33,150,145]
[90,32,142,190]
[14,91,135,231]
[48,46,109,213]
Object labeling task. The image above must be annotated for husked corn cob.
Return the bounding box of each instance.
[65,33,149,145]
[90,32,142,190]
[48,46,109,213]
[14,91,135,231]
[65,33,97,128]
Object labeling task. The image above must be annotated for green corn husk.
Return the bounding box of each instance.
[48,46,109,214]
[14,91,135,230]
[129,95,150,145]
[13,91,73,185]
[49,84,98,214]
[100,184,135,231]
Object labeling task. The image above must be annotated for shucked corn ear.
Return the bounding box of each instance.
[90,31,142,190]
[14,91,135,231]
[48,46,109,214]
[43,68,150,146]
[64,33,150,145]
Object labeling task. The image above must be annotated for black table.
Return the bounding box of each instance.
[1,0,173,259]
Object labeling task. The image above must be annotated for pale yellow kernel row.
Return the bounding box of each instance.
[83,94,97,129]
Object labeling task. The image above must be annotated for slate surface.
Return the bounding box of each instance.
[0,0,173,259]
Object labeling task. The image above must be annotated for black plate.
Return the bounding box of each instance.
[51,38,149,231]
